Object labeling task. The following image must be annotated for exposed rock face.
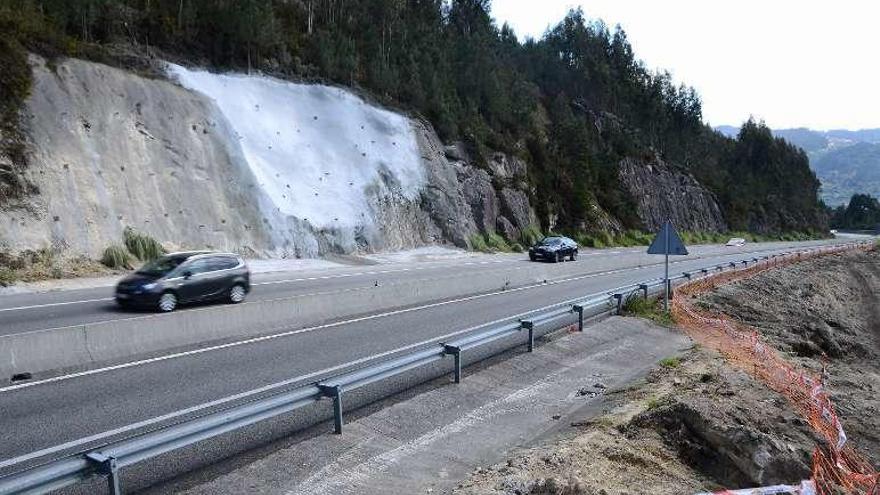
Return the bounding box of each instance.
[458,167,499,234]
[0,56,538,257]
[411,123,479,248]
[487,152,527,181]
[0,55,275,257]
[619,157,727,232]
[498,187,534,235]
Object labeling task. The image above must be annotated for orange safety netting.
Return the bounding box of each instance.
[671,244,879,495]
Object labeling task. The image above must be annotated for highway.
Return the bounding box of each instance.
[0,239,849,492]
[0,241,835,337]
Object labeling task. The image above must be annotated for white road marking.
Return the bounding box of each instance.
[0,259,518,313]
[0,298,113,312]
[0,268,630,466]
[0,243,829,313]
[0,261,669,394]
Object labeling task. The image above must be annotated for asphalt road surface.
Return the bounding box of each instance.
[0,241,838,336]
[0,239,853,491]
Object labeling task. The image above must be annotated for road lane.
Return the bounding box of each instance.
[0,241,841,466]
[0,241,838,335]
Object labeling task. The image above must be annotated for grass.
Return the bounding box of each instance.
[468,234,490,252]
[123,227,165,261]
[485,232,511,252]
[659,357,681,369]
[0,247,112,286]
[620,293,675,326]
[101,244,133,269]
[470,231,519,253]
[520,225,543,247]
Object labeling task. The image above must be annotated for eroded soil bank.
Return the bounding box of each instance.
[455,249,879,494]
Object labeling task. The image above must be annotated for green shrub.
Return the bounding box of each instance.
[0,267,15,286]
[509,242,524,252]
[520,225,543,247]
[101,244,133,269]
[123,227,165,261]
[485,232,511,252]
[621,293,674,325]
[469,234,489,252]
[580,234,604,248]
[659,357,681,369]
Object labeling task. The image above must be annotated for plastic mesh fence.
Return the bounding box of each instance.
[672,244,879,495]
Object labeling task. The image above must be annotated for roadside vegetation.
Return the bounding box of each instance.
[100,244,133,270]
[829,193,880,231]
[620,294,674,326]
[0,0,827,236]
[0,247,112,286]
[0,227,164,286]
[122,226,164,262]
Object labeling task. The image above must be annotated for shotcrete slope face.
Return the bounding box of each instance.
[168,65,425,231]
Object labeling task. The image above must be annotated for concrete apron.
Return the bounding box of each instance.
[175,317,690,495]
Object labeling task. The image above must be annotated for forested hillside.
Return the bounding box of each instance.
[830,194,880,231]
[0,0,827,235]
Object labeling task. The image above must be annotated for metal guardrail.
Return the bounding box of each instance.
[0,242,868,494]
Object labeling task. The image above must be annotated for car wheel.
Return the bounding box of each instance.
[529,253,536,262]
[158,292,178,312]
[570,250,578,261]
[229,284,247,304]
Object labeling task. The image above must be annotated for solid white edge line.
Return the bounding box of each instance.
[0,241,830,313]
[0,262,664,394]
[0,265,639,467]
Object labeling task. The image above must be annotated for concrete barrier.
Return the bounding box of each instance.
[1,262,566,378]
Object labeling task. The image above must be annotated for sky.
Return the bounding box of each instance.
[489,0,879,131]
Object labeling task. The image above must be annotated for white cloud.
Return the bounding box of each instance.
[490,0,880,130]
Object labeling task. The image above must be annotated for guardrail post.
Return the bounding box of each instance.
[86,452,121,495]
[612,293,623,314]
[318,385,344,434]
[682,272,692,280]
[729,262,736,268]
[638,284,648,298]
[572,304,584,332]
[520,320,535,352]
[443,344,462,383]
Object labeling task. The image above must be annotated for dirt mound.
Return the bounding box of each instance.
[701,250,880,467]
[455,249,880,494]
[454,349,819,494]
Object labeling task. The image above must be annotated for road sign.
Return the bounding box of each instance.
[647,221,688,255]
[647,221,689,311]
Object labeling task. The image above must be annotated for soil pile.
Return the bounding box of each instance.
[454,249,879,494]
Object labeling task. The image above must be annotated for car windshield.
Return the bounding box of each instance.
[136,256,186,277]
[539,237,563,246]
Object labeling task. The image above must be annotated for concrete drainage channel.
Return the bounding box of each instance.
[0,243,867,495]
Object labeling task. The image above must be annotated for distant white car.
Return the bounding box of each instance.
[725,237,746,247]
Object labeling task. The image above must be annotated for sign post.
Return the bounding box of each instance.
[647,221,688,311]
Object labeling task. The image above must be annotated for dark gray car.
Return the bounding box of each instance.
[115,251,250,312]
[528,236,578,262]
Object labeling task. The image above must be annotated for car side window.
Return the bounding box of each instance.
[186,259,212,275]
[216,257,239,270]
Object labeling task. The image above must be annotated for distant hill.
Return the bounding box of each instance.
[715,125,880,206]
[813,142,880,206]
[772,128,828,153]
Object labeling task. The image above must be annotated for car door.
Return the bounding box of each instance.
[176,258,215,303]
[202,257,235,299]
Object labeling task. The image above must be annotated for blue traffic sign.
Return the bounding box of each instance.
[648,221,688,255]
